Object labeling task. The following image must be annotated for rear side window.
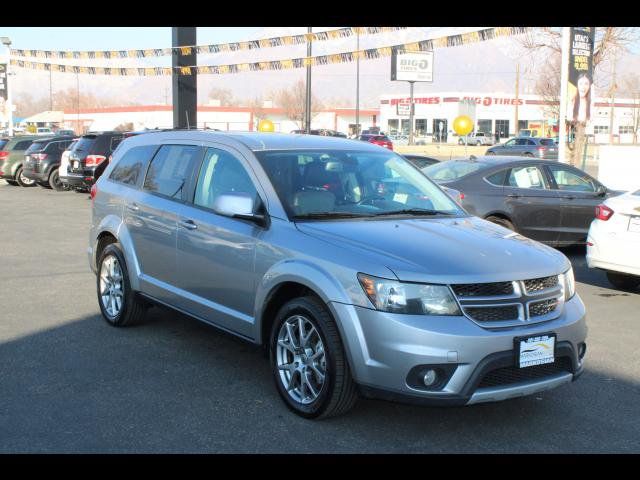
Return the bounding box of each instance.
[508,166,548,189]
[13,140,34,151]
[143,144,202,200]
[26,142,48,153]
[485,169,508,186]
[539,139,555,146]
[110,145,158,187]
[74,136,97,152]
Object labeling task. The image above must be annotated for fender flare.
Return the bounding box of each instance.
[93,214,142,291]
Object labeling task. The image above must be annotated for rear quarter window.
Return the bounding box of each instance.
[423,161,485,182]
[26,142,48,153]
[485,169,508,186]
[13,140,34,151]
[109,145,158,187]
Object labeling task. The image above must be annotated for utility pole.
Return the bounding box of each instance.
[305,27,312,134]
[355,28,360,137]
[408,81,415,145]
[609,50,617,144]
[76,71,79,133]
[49,67,53,111]
[515,63,520,135]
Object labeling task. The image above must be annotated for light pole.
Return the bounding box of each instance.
[355,29,360,137]
[305,27,312,134]
[1,36,13,136]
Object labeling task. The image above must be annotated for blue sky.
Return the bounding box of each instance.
[0,27,266,51]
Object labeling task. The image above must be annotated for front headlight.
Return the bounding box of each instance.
[560,267,576,301]
[357,273,462,315]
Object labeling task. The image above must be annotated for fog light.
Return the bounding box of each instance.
[423,369,438,387]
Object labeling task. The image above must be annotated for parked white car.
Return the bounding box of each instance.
[458,132,493,146]
[586,188,640,290]
[36,127,53,135]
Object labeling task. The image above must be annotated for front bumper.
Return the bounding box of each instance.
[328,294,587,406]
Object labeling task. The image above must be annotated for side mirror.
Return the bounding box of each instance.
[212,192,268,227]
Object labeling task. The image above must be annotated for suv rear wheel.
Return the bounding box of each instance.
[15,167,36,187]
[48,168,65,191]
[270,296,358,419]
[97,243,147,327]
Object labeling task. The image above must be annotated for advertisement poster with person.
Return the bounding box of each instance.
[567,27,596,124]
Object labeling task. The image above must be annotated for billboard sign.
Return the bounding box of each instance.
[567,27,596,124]
[391,50,433,82]
[396,103,411,116]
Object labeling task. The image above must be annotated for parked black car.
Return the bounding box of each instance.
[21,136,76,191]
[401,154,439,169]
[64,131,125,190]
[423,156,618,246]
[486,137,558,159]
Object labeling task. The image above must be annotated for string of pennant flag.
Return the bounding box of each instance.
[9,27,407,59]
[9,27,529,76]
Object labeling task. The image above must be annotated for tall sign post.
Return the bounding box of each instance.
[560,27,596,164]
[391,49,433,145]
[0,63,8,133]
[1,36,12,136]
[172,27,197,129]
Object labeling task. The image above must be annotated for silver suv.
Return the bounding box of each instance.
[89,131,587,418]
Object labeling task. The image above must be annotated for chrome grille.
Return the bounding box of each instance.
[464,305,519,322]
[529,298,559,317]
[523,275,558,294]
[451,275,563,329]
[452,282,513,297]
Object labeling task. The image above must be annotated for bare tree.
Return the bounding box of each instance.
[114,122,134,132]
[274,79,323,129]
[519,27,640,164]
[246,96,267,129]
[620,74,640,144]
[534,55,561,121]
[14,93,50,118]
[208,87,235,106]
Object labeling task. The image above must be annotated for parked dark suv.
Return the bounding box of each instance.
[0,135,40,187]
[21,136,76,190]
[64,131,125,190]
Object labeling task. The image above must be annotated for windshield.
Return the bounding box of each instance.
[255,150,465,219]
[25,142,48,153]
[423,161,485,183]
[74,135,97,152]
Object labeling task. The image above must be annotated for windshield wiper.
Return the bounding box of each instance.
[293,212,375,220]
[373,208,457,217]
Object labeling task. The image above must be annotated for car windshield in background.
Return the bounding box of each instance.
[423,161,485,182]
[539,139,555,146]
[0,139,9,150]
[255,150,464,219]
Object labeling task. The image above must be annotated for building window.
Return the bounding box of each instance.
[594,125,609,135]
[388,119,399,135]
[401,119,411,135]
[495,119,510,138]
[415,119,427,136]
[477,119,492,134]
[619,126,634,135]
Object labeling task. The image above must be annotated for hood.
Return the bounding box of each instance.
[296,216,570,284]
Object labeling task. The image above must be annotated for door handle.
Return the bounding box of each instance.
[507,194,521,198]
[126,203,139,212]
[562,195,576,200]
[179,219,198,230]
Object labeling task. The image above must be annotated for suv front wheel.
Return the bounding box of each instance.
[270,296,358,419]
[97,243,147,327]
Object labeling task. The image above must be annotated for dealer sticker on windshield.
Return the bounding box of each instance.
[517,334,555,368]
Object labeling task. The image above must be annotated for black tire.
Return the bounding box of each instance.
[486,151,496,155]
[96,242,147,327]
[49,168,65,191]
[523,152,535,157]
[606,272,640,291]
[5,179,18,186]
[458,139,464,145]
[15,167,36,187]
[269,295,358,419]
[486,215,515,232]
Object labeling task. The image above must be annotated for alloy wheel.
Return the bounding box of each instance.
[276,315,327,405]
[99,254,124,319]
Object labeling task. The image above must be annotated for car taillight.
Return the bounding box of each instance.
[85,155,107,167]
[459,192,465,201]
[32,153,48,161]
[595,204,614,221]
[90,184,97,202]
[0,151,9,160]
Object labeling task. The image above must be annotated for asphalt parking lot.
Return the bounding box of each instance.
[1,182,639,453]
